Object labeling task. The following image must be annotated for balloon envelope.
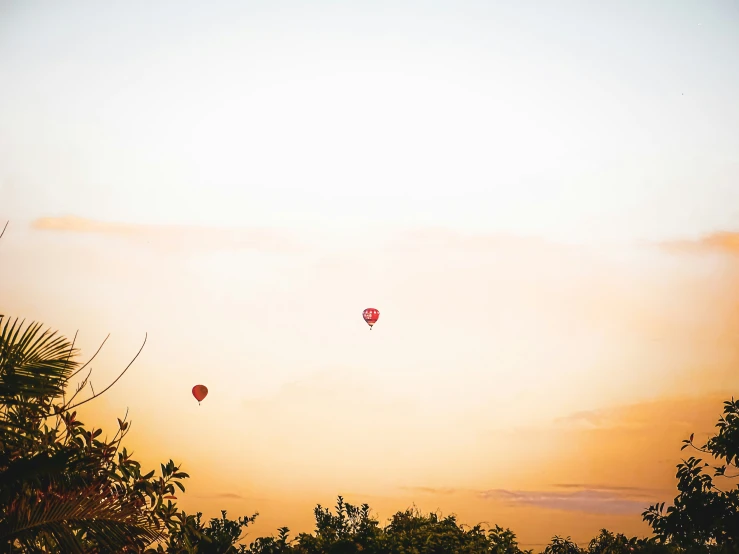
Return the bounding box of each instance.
[362,308,380,328]
[192,384,208,402]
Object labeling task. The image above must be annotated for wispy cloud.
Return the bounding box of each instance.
[188,492,265,501]
[212,492,244,499]
[31,215,303,252]
[661,231,739,257]
[553,395,732,433]
[395,227,556,250]
[478,488,649,515]
[397,483,664,506]
[386,227,585,259]
[553,410,606,429]
[550,483,662,499]
[551,406,650,431]
[399,486,458,495]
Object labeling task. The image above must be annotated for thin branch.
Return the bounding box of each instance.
[66,333,147,411]
[687,442,709,455]
[68,333,110,381]
[63,329,78,382]
[112,409,131,460]
[63,368,93,409]
[56,330,79,432]
[0,220,8,240]
[111,407,130,445]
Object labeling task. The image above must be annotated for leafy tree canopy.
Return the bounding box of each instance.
[642,398,739,552]
[0,316,191,552]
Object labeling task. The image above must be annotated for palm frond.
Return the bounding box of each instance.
[1,483,164,552]
[0,317,79,410]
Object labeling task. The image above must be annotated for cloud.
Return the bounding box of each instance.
[552,407,653,431]
[477,488,649,515]
[31,215,303,252]
[661,231,739,257]
[397,483,662,506]
[394,227,556,250]
[398,486,458,495]
[550,483,661,499]
[189,493,243,499]
[553,410,606,429]
[553,394,733,433]
[384,227,591,262]
[188,492,268,501]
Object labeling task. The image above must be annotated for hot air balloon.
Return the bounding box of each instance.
[192,385,208,405]
[362,308,380,330]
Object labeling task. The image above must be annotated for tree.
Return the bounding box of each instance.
[542,536,582,554]
[0,316,189,552]
[247,526,295,554]
[289,496,382,554]
[158,510,259,554]
[642,398,739,551]
[251,496,532,554]
[379,506,497,553]
[488,524,532,554]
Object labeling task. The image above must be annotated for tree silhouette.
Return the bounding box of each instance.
[244,497,532,554]
[157,510,258,554]
[642,398,739,551]
[0,316,189,552]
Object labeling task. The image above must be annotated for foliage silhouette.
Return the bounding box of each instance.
[541,536,581,554]
[642,398,739,551]
[155,510,258,554]
[0,316,189,552]
[244,497,533,554]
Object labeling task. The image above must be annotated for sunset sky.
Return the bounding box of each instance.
[2,0,739,548]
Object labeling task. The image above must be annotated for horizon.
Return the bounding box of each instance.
[2,0,739,548]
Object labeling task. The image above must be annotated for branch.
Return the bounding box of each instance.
[110,418,132,463]
[685,440,709,455]
[56,330,79,431]
[63,368,93,409]
[68,333,110,381]
[65,333,147,411]
[111,407,130,448]
[0,220,7,240]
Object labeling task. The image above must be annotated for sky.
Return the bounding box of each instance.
[1,0,739,548]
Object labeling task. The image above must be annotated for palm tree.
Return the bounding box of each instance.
[0,316,171,553]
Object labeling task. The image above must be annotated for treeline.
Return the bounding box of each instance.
[165,499,688,554]
[1,316,737,553]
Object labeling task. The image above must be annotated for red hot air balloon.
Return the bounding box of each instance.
[362,308,380,330]
[192,385,208,405]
